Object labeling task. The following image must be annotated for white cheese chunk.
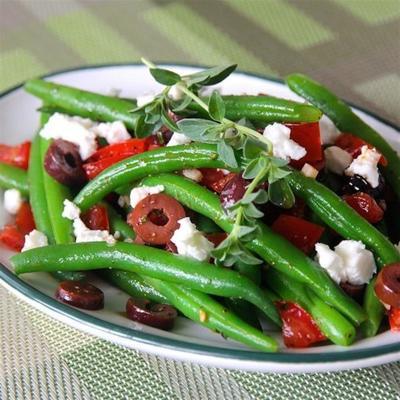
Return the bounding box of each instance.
[345,146,381,188]
[315,243,345,284]
[22,230,48,252]
[334,240,376,285]
[166,132,191,147]
[62,199,116,245]
[130,185,164,208]
[136,94,156,107]
[315,240,376,285]
[62,199,81,220]
[182,169,203,182]
[170,217,214,261]
[301,163,319,179]
[168,84,184,101]
[92,121,130,144]
[4,189,24,214]
[40,113,98,160]
[73,218,116,245]
[324,146,353,175]
[263,123,306,161]
[319,115,340,145]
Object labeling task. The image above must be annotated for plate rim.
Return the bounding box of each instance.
[1,62,399,370]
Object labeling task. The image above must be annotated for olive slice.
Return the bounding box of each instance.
[126,297,177,330]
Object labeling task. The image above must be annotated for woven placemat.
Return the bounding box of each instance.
[1,1,399,399]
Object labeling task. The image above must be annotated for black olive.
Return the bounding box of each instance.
[342,174,385,198]
[44,139,87,186]
[220,174,248,209]
[126,298,177,330]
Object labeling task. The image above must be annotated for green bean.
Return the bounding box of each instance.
[25,79,140,131]
[361,277,385,337]
[286,73,400,199]
[74,144,232,211]
[140,173,366,325]
[265,269,356,346]
[144,276,278,352]
[100,270,168,304]
[187,95,322,123]
[11,241,281,326]
[0,163,29,195]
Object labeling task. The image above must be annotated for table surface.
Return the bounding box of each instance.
[1,1,399,399]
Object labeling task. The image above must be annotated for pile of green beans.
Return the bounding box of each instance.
[287,171,400,336]
[11,241,281,327]
[140,173,365,326]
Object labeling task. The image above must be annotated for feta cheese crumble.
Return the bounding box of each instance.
[136,94,156,107]
[263,123,306,161]
[315,243,345,284]
[182,169,203,182]
[166,132,191,147]
[40,113,98,160]
[315,240,376,285]
[345,146,381,188]
[62,200,115,245]
[324,146,353,175]
[168,84,184,101]
[301,163,319,179]
[130,185,165,208]
[22,230,48,252]
[170,217,214,261]
[92,121,130,144]
[4,189,24,214]
[319,115,340,145]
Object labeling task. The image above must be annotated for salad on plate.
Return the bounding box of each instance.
[1,60,399,352]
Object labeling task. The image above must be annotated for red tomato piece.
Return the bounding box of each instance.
[199,169,236,193]
[87,138,148,162]
[0,224,25,251]
[389,308,400,332]
[335,133,387,166]
[15,202,35,235]
[0,141,31,170]
[271,214,325,254]
[84,138,150,179]
[206,232,227,247]
[81,204,110,231]
[286,123,323,169]
[343,192,383,223]
[145,134,163,151]
[275,301,326,348]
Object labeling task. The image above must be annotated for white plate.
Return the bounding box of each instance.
[0,64,399,374]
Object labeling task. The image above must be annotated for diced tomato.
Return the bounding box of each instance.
[145,135,162,151]
[0,224,25,251]
[206,232,227,247]
[87,138,148,162]
[84,138,149,179]
[286,198,306,219]
[343,192,384,223]
[286,123,323,169]
[81,204,110,231]
[335,133,387,166]
[271,214,325,254]
[83,156,124,179]
[275,301,326,348]
[199,169,236,193]
[15,202,35,235]
[0,141,31,170]
[389,308,400,332]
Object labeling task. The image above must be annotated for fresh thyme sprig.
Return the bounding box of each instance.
[137,59,295,266]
